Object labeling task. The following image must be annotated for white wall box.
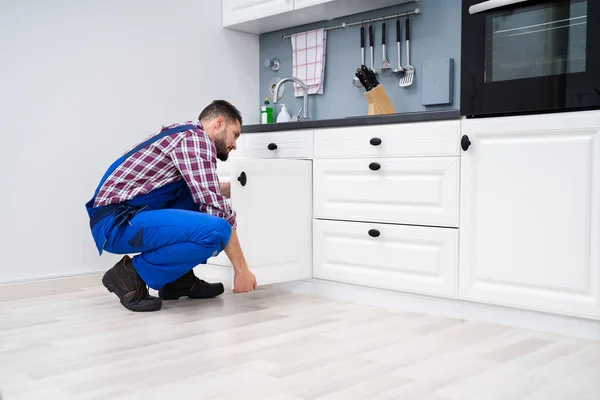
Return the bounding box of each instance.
[460,110,600,319]
[313,219,459,298]
[223,0,416,35]
[313,157,460,227]
[313,121,460,159]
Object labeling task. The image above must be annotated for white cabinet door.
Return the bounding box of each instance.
[223,0,293,26]
[222,158,312,285]
[313,157,460,227]
[460,110,600,319]
[313,219,459,298]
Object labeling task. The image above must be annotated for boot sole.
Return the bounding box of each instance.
[102,270,162,312]
[159,290,224,300]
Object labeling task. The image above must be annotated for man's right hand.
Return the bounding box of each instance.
[233,269,257,293]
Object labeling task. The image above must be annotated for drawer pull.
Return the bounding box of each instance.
[461,135,471,151]
[267,143,278,151]
[368,229,381,238]
[370,137,382,146]
[237,171,247,187]
[369,162,381,171]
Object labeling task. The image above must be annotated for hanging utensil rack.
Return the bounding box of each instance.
[281,7,420,39]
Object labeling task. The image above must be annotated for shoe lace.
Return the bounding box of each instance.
[134,275,150,300]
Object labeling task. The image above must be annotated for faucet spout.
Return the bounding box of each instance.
[273,76,309,120]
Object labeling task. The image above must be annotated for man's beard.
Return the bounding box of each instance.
[214,129,229,162]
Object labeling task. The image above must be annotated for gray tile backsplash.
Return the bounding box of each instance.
[259,0,462,121]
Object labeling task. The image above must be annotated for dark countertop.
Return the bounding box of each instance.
[242,110,461,133]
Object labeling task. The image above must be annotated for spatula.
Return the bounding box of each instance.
[399,17,414,87]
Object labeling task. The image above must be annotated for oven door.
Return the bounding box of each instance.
[461,0,600,118]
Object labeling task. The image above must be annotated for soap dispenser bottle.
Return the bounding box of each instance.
[276,104,291,123]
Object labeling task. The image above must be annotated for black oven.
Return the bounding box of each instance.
[461,0,600,118]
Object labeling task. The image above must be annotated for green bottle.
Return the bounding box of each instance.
[261,97,273,124]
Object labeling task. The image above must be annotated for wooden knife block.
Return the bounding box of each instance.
[364,85,396,115]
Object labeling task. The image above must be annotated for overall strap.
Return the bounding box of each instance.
[90,124,198,200]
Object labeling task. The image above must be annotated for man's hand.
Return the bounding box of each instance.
[233,268,257,293]
[224,228,257,293]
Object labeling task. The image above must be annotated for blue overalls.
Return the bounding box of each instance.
[85,125,232,290]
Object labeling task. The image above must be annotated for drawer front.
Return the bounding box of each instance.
[313,157,460,227]
[313,219,459,298]
[314,120,460,158]
[243,130,313,159]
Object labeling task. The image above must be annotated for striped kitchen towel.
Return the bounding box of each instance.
[291,28,327,97]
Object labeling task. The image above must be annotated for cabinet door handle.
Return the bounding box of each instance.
[368,229,381,238]
[237,171,247,187]
[461,135,472,151]
[267,143,278,151]
[369,162,381,171]
[370,137,382,146]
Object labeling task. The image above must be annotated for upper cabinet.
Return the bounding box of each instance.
[222,0,294,29]
[223,0,415,35]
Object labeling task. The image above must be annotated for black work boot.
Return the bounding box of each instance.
[158,270,224,300]
[102,255,162,312]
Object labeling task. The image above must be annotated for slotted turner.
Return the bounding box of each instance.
[399,17,414,87]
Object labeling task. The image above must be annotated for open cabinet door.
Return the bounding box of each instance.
[231,158,312,285]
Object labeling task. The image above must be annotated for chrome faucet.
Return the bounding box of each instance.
[273,76,309,120]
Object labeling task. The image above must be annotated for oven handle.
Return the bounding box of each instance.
[469,0,530,15]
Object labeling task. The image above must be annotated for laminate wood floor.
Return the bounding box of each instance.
[1,281,599,400]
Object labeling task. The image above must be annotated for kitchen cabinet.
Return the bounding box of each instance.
[222,0,415,35]
[312,121,461,298]
[313,219,459,298]
[313,157,460,228]
[459,110,600,319]
[208,132,313,286]
[222,0,294,28]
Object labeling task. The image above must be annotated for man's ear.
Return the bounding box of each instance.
[216,116,225,130]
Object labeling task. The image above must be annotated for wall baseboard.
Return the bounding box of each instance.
[275,278,600,342]
[0,273,103,300]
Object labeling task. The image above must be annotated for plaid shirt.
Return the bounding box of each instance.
[93,119,236,229]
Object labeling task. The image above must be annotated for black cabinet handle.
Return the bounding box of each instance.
[237,171,247,186]
[461,135,471,151]
[368,229,380,238]
[369,162,381,171]
[370,137,382,146]
[267,143,278,151]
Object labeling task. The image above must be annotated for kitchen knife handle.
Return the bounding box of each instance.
[397,19,401,42]
[382,22,386,45]
[405,18,410,41]
[369,24,374,47]
[360,26,365,48]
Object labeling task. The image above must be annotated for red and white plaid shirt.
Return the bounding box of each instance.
[93,119,236,229]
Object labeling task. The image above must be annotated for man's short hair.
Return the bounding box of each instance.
[199,100,243,125]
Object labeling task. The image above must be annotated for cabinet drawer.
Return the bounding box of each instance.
[314,120,460,158]
[243,130,313,159]
[313,157,460,227]
[313,219,459,298]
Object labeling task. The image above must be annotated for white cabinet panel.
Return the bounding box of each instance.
[313,219,459,298]
[223,0,293,26]
[210,158,313,285]
[314,121,460,159]
[460,110,600,319]
[244,130,313,159]
[313,157,460,227]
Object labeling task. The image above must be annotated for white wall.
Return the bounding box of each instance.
[0,0,259,284]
